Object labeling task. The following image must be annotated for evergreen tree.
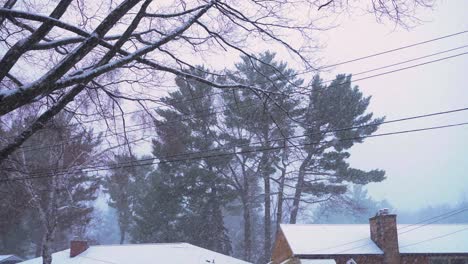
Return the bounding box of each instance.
[132,67,235,254]
[103,154,152,244]
[224,51,302,262]
[132,171,185,243]
[0,180,31,257]
[289,74,386,224]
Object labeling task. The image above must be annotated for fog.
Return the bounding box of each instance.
[320,0,468,210]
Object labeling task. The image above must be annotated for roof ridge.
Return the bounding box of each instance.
[90,242,190,248]
[397,223,468,225]
[280,223,468,226]
[281,224,369,226]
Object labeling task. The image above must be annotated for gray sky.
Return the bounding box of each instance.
[318,0,468,211]
[120,0,468,213]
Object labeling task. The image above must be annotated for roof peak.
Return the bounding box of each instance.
[90,242,190,248]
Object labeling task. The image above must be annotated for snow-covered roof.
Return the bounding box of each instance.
[0,255,24,262]
[280,223,468,256]
[19,243,251,264]
[280,224,383,255]
[300,259,337,264]
[398,224,468,254]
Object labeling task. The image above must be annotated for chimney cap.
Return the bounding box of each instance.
[377,208,390,216]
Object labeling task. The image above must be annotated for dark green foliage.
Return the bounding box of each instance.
[132,171,185,243]
[0,181,31,256]
[223,51,304,262]
[225,51,302,142]
[134,53,384,262]
[289,74,386,224]
[103,154,152,244]
[131,67,235,254]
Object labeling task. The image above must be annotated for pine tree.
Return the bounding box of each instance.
[224,51,302,262]
[103,154,152,244]
[132,171,185,243]
[132,67,235,253]
[289,74,386,224]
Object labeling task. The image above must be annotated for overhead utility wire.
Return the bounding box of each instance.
[84,40,468,123]
[5,30,466,133]
[291,51,468,96]
[301,206,468,254]
[12,108,468,177]
[317,30,468,70]
[333,207,468,254]
[321,44,468,83]
[14,50,468,152]
[80,29,468,119]
[398,227,468,249]
[3,120,468,182]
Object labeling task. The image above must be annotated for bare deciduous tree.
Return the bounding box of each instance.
[0,0,432,164]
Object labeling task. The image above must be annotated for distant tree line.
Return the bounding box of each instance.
[313,184,468,225]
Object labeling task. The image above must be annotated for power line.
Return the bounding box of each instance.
[399,227,468,249]
[229,30,468,87]
[291,51,468,96]
[350,52,468,84]
[1,135,153,178]
[82,42,468,123]
[87,29,468,119]
[4,30,466,137]
[317,30,468,70]
[286,206,468,254]
[13,49,468,153]
[3,120,468,182]
[12,105,468,174]
[400,206,468,231]
[333,207,468,254]
[322,44,468,83]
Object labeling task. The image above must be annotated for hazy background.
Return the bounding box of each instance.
[318,0,468,211]
[124,0,468,212]
[1,0,466,259]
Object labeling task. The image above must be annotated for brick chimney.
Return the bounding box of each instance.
[70,240,88,257]
[369,209,400,264]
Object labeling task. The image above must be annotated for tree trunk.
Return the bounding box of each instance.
[241,190,252,261]
[289,153,312,224]
[41,223,56,264]
[263,173,271,262]
[35,239,43,257]
[260,149,272,262]
[276,166,286,232]
[260,124,273,262]
[119,227,126,244]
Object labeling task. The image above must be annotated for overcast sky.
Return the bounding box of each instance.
[316,0,468,211]
[120,0,468,213]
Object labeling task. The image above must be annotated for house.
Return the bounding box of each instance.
[20,241,251,264]
[0,255,24,264]
[271,209,468,264]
